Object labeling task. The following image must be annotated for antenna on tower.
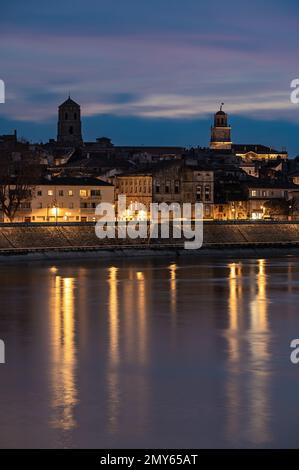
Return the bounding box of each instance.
[220,102,224,112]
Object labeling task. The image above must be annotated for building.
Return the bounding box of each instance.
[57,97,83,145]
[209,105,288,161]
[115,160,214,219]
[233,144,288,161]
[214,179,299,220]
[115,172,153,217]
[7,177,114,223]
[210,104,232,150]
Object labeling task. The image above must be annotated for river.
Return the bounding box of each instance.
[0,256,298,448]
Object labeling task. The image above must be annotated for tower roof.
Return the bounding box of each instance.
[216,102,226,115]
[59,96,80,108]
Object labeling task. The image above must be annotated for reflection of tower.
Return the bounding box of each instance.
[57,96,83,144]
[210,103,232,150]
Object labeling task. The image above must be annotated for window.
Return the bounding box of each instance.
[48,190,53,196]
[58,190,64,197]
[37,190,42,196]
[174,181,180,194]
[74,113,77,120]
[155,182,160,194]
[204,185,211,201]
[65,112,68,120]
[196,185,202,201]
[38,203,42,209]
[20,202,31,209]
[69,126,73,135]
[68,190,73,196]
[165,181,171,194]
[90,189,101,197]
[69,203,74,209]
[80,189,88,197]
[251,190,257,197]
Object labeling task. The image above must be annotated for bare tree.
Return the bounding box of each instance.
[0,150,41,222]
[263,198,292,219]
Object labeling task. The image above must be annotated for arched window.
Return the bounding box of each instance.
[69,126,73,135]
[65,112,68,120]
[74,113,77,120]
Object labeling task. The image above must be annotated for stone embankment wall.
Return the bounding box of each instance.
[0,221,298,256]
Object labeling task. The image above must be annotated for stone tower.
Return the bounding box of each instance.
[57,96,83,144]
[210,103,232,150]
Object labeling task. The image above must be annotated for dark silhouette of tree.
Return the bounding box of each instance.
[0,150,41,222]
[263,198,297,218]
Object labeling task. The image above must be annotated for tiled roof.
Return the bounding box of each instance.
[40,177,113,187]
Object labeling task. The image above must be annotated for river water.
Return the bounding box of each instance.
[0,255,299,448]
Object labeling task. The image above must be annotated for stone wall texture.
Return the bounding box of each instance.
[0,221,299,253]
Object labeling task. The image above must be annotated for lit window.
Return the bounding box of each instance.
[68,190,73,196]
[80,189,88,197]
[48,190,53,196]
[251,190,257,197]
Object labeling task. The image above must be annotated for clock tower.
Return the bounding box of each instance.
[210,104,232,150]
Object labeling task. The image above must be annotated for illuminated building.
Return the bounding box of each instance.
[210,104,232,150]
[7,176,114,223]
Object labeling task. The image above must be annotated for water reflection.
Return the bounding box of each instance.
[50,275,78,432]
[226,259,271,445]
[1,257,299,447]
[107,266,120,434]
[248,259,270,444]
[169,264,177,320]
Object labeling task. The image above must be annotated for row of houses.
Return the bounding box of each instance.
[4,157,299,223]
[1,101,298,223]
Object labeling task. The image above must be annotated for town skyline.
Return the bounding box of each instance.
[1,96,298,156]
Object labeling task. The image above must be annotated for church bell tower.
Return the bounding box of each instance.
[210,103,232,150]
[57,96,83,145]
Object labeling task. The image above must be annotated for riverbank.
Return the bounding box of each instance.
[0,220,298,260]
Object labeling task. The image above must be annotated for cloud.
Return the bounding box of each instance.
[1,28,298,124]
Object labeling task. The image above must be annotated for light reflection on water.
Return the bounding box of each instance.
[0,256,299,448]
[50,276,78,433]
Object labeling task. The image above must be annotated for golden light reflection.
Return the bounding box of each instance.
[109,267,119,364]
[226,260,271,444]
[107,266,120,434]
[226,262,242,438]
[50,276,78,431]
[228,263,242,360]
[169,264,177,318]
[136,270,147,364]
[248,259,270,444]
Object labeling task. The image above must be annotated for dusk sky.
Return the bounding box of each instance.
[1,0,299,154]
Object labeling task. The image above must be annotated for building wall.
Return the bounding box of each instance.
[153,164,214,219]
[236,151,288,161]
[115,175,153,214]
[8,183,114,223]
